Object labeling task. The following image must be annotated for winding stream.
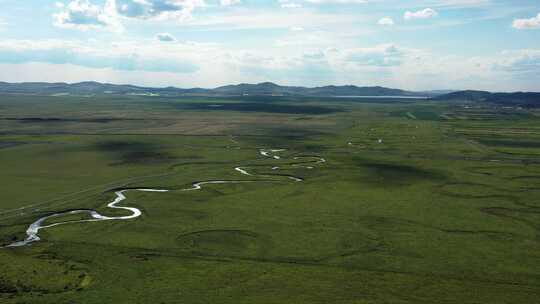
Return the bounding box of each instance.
[4,148,324,248]
[6,189,168,248]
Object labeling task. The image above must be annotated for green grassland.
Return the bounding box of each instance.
[0,95,539,303]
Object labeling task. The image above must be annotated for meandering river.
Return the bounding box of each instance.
[4,148,324,248]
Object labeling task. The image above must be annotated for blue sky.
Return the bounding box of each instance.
[0,0,539,91]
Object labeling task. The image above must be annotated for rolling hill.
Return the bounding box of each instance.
[0,81,435,98]
[435,90,540,107]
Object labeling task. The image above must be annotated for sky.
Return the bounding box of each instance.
[0,0,539,91]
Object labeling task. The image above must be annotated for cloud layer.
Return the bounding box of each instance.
[513,13,540,29]
[53,0,121,31]
[377,17,394,26]
[404,8,438,20]
[156,33,176,42]
[0,0,537,91]
[53,0,234,31]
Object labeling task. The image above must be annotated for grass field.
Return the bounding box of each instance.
[1,94,539,303]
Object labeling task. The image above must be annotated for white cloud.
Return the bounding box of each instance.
[53,0,122,32]
[221,0,241,5]
[494,49,540,72]
[0,38,411,87]
[0,39,201,74]
[377,17,394,26]
[1,37,539,91]
[278,0,302,8]
[404,8,438,20]
[55,2,65,8]
[281,2,302,8]
[184,8,365,31]
[156,33,176,42]
[431,0,488,8]
[53,0,246,31]
[512,13,540,30]
[343,44,403,67]
[0,62,211,89]
[112,0,206,21]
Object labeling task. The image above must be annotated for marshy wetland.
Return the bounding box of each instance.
[1,94,540,303]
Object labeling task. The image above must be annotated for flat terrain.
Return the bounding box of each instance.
[1,94,539,303]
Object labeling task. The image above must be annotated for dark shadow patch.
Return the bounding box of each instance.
[477,138,540,148]
[95,141,154,152]
[300,144,328,153]
[94,140,174,165]
[1,117,139,123]
[237,132,329,150]
[355,158,446,186]
[176,102,342,115]
[265,127,328,138]
[0,141,26,149]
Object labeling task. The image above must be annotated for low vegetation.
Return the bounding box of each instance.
[0,95,539,303]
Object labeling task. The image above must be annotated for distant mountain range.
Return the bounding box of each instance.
[1,82,537,107]
[434,90,540,107]
[211,82,431,97]
[0,81,440,98]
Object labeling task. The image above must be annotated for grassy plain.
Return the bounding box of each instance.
[0,94,539,303]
